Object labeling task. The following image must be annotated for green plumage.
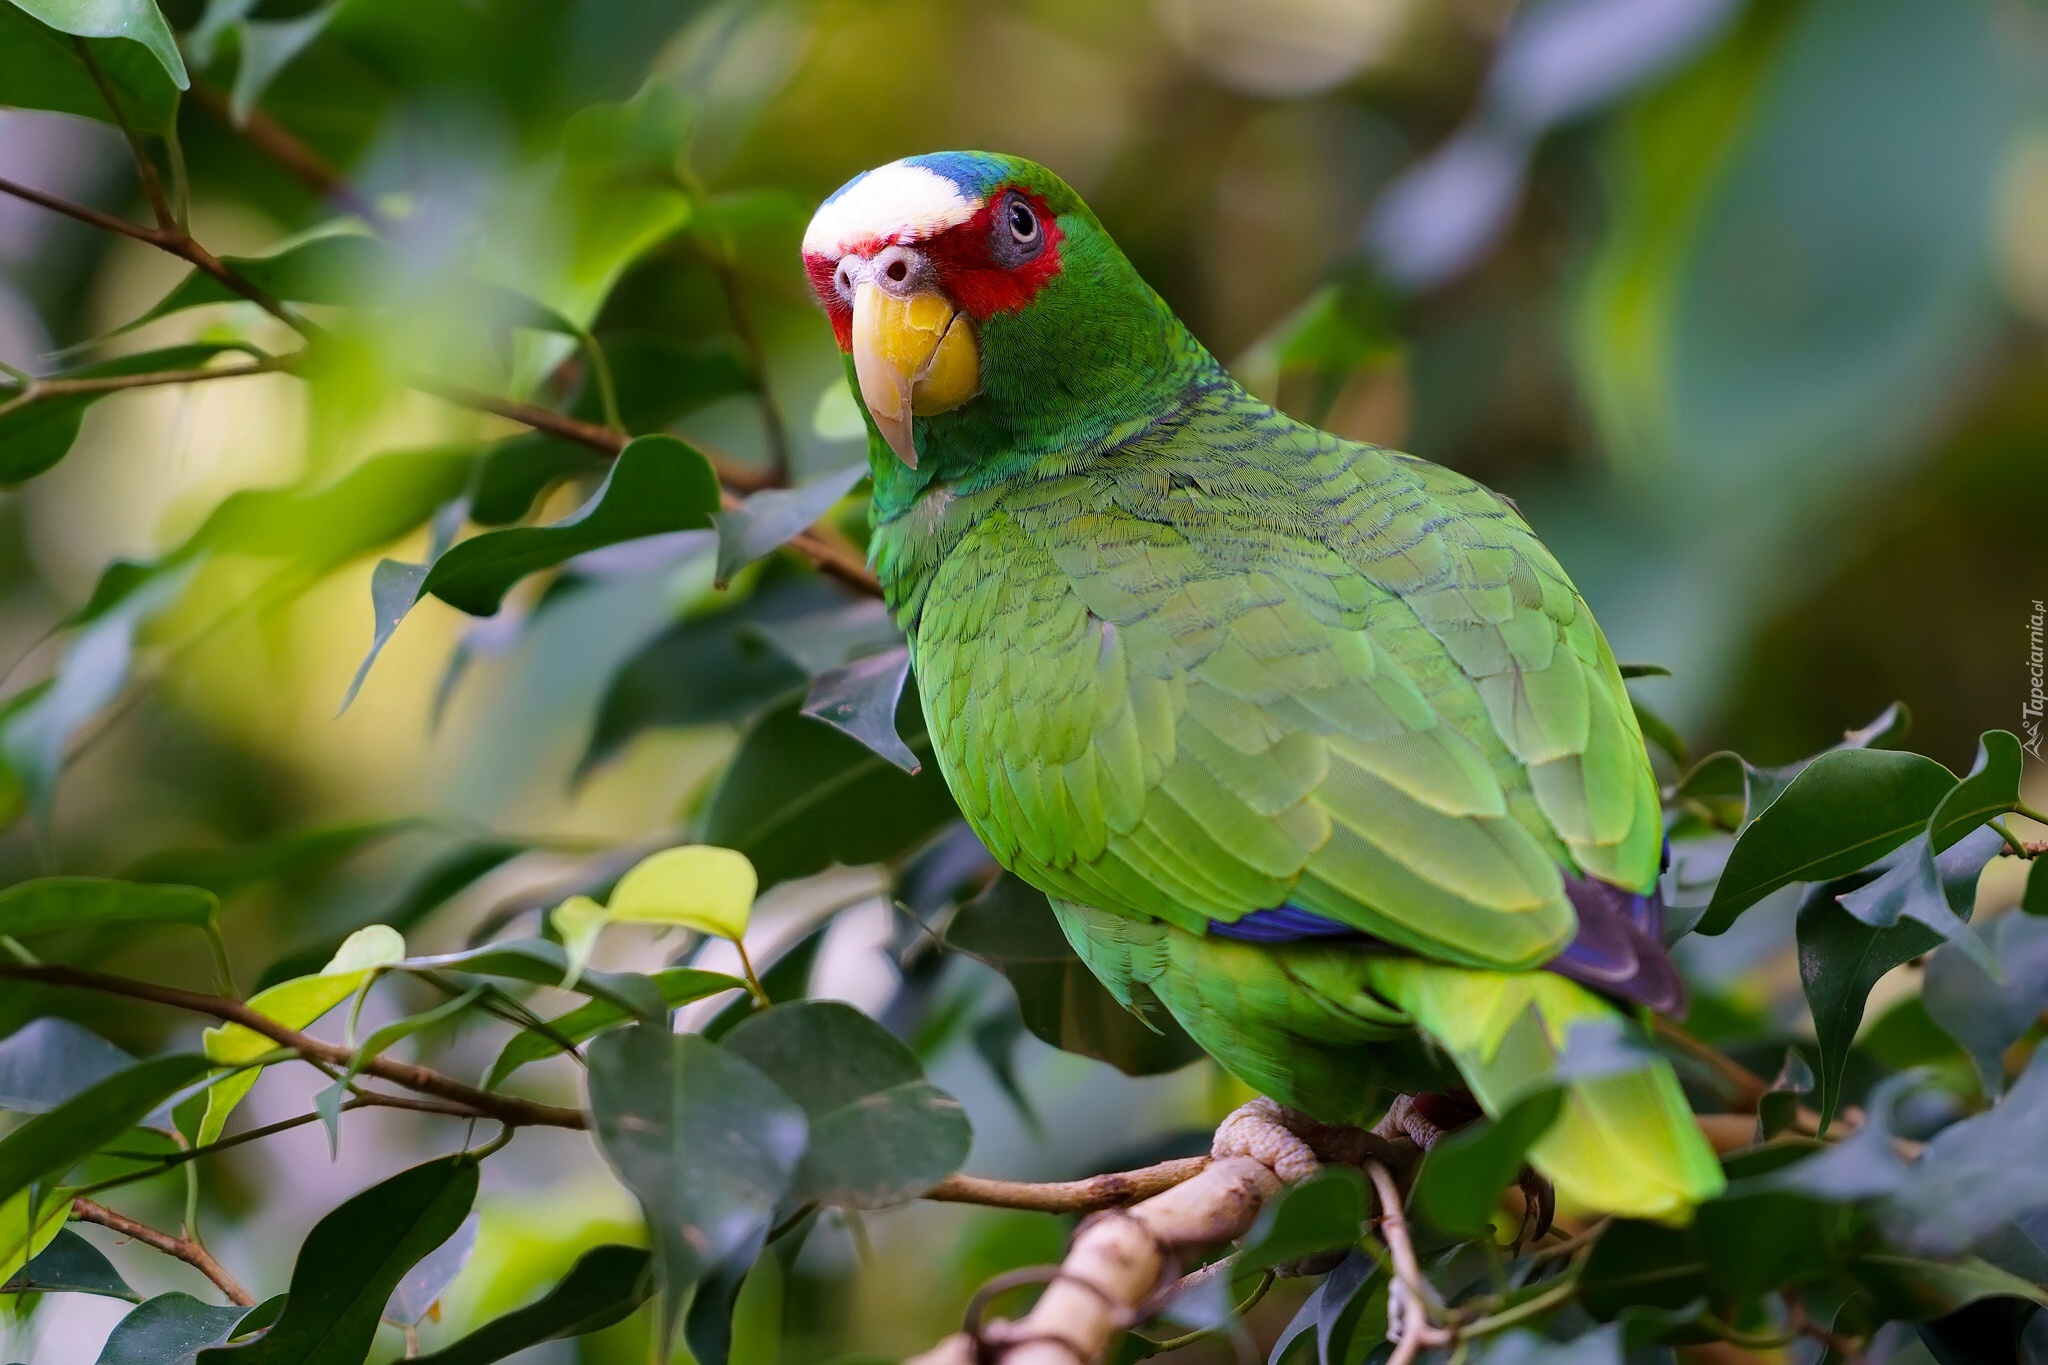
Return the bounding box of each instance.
[836,153,1721,1222]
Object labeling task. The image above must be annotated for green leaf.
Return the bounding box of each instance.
[1236,1166,1366,1273]
[384,1211,477,1326]
[711,464,865,586]
[1837,827,2002,976]
[126,819,412,900]
[0,877,216,939]
[0,1019,140,1115]
[0,1186,67,1283]
[1410,1087,1564,1238]
[702,691,959,893]
[422,435,721,616]
[946,874,1205,1077]
[335,558,429,714]
[484,968,740,1089]
[0,1052,209,1205]
[0,1,178,131]
[469,434,610,527]
[96,1292,258,1364]
[584,1024,807,1354]
[198,1162,471,1365]
[1631,699,1687,767]
[200,1157,477,1364]
[1847,1253,2048,1320]
[722,1000,971,1208]
[1618,663,1674,679]
[575,333,755,434]
[5,0,185,91]
[0,344,257,486]
[577,574,831,777]
[2027,856,2048,917]
[1922,904,2048,1095]
[1697,747,1956,933]
[408,1244,653,1364]
[1926,731,2025,853]
[1797,884,1944,1134]
[185,446,476,576]
[800,646,919,773]
[2,1226,137,1299]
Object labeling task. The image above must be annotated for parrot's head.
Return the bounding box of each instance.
[803,152,1199,481]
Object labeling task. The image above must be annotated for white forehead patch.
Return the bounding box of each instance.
[803,162,982,258]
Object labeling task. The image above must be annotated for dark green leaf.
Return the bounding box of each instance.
[3,1227,137,1300]
[97,1292,255,1365]
[585,1024,807,1353]
[1756,1049,1816,1142]
[199,1156,478,1364]
[1847,1254,2048,1320]
[711,464,865,585]
[578,575,834,777]
[1578,1219,1710,1319]
[409,1244,652,1364]
[751,600,903,677]
[1237,1167,1366,1273]
[187,446,475,576]
[722,1000,971,1207]
[469,435,610,527]
[0,1053,209,1204]
[422,435,720,616]
[2027,858,2048,917]
[1922,911,2048,1094]
[1618,663,1673,679]
[946,874,1204,1077]
[0,345,255,485]
[1698,747,1956,933]
[702,691,959,892]
[485,967,742,1087]
[1927,732,2024,852]
[0,2,180,132]
[1411,1088,1563,1237]
[800,646,917,773]
[0,878,215,939]
[0,1018,138,1113]
[576,333,755,433]
[1798,884,1944,1133]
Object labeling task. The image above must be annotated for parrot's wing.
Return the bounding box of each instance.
[916,422,1660,972]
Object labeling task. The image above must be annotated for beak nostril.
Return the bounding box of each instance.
[886,261,907,282]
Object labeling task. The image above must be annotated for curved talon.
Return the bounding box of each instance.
[1518,1167,1557,1244]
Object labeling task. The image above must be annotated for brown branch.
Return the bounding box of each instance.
[1652,1017,1771,1110]
[0,174,167,247]
[923,1157,1212,1215]
[186,82,386,226]
[1,962,585,1131]
[71,1198,255,1307]
[0,360,287,423]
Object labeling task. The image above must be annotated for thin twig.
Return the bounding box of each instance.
[0,962,583,1130]
[73,39,174,230]
[71,1198,255,1306]
[0,360,285,420]
[1369,1159,1452,1365]
[922,1157,1212,1214]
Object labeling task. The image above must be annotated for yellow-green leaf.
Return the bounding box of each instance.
[0,1188,67,1283]
[197,925,405,1143]
[607,846,756,940]
[552,894,609,989]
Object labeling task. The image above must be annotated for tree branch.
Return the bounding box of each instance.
[71,1198,255,1307]
[922,1157,1212,1214]
[0,360,288,423]
[1,962,584,1131]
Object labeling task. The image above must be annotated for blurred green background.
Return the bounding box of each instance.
[1,0,2045,1358]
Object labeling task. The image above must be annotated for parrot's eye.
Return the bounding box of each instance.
[992,190,1045,266]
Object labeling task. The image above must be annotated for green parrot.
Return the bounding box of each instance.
[802,152,1724,1222]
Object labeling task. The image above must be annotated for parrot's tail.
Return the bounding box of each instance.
[1364,958,1725,1224]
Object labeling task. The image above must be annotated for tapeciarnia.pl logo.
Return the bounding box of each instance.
[2028,598,2046,760]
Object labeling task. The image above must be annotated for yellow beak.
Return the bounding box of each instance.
[850,280,980,468]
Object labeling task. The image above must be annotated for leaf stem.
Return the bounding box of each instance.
[73,38,175,231]
[733,936,772,1009]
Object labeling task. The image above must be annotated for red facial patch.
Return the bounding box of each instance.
[803,184,1065,353]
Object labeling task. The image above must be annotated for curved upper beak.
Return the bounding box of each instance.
[849,265,980,468]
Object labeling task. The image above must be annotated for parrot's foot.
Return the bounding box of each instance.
[1374,1092,1556,1243]
[1213,1098,1416,1181]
